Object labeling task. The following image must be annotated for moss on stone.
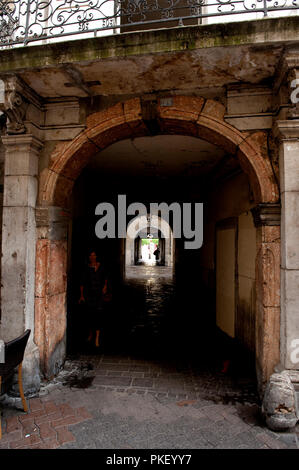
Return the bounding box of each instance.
[0,16,298,73]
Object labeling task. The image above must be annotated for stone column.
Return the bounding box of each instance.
[35,206,69,378]
[0,134,43,394]
[274,120,299,373]
[251,204,281,392]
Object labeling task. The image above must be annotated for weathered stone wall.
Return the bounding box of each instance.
[274,120,299,373]
[35,207,68,378]
[255,223,281,390]
[0,135,43,393]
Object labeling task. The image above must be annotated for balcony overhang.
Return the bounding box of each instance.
[0,17,299,98]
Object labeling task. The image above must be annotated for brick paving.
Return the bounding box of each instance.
[0,397,92,449]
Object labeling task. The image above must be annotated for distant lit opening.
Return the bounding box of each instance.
[141,238,159,265]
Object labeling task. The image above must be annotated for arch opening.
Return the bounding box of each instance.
[36,97,280,391]
[125,214,174,270]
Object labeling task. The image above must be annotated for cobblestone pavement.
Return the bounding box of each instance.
[1,353,298,449]
[1,266,298,449]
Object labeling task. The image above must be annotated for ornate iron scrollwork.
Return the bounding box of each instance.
[0,0,298,47]
[0,1,18,44]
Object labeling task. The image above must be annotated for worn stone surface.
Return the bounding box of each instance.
[0,135,44,394]
[3,175,38,208]
[44,99,81,127]
[2,137,39,176]
[281,191,299,270]
[279,140,299,194]
[255,222,281,389]
[0,18,297,98]
[274,123,299,374]
[280,269,299,370]
[262,372,298,431]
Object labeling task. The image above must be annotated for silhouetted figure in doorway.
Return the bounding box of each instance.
[79,251,108,348]
[153,247,160,263]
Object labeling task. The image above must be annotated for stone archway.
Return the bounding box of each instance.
[35,96,280,389]
[125,214,174,268]
[40,97,278,208]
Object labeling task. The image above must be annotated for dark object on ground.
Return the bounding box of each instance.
[0,329,31,439]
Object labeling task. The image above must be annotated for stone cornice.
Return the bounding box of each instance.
[251,203,281,227]
[274,50,299,91]
[0,18,298,74]
[273,52,299,119]
[1,134,44,152]
[272,120,299,140]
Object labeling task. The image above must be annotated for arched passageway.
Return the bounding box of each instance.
[125,214,174,269]
[35,96,280,392]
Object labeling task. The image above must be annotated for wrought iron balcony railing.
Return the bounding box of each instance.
[0,0,298,48]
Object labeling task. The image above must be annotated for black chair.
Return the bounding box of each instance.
[0,329,31,439]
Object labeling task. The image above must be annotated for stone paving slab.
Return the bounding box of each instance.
[1,354,298,449]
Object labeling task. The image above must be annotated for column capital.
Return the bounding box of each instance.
[36,206,71,226]
[251,203,281,227]
[36,206,70,241]
[1,134,43,150]
[272,120,299,141]
[1,134,43,177]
